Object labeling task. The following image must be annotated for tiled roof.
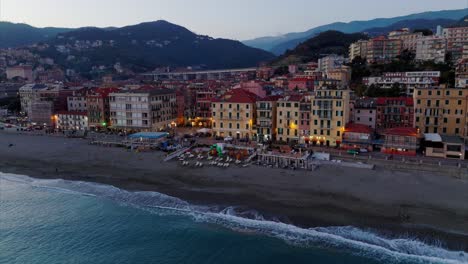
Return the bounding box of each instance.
[376,97,414,106]
[383,127,419,137]
[212,89,257,103]
[345,123,373,134]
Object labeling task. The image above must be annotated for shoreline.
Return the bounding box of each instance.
[1,132,468,250]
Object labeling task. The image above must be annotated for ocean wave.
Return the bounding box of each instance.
[1,172,467,264]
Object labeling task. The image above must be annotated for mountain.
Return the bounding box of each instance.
[449,16,468,27]
[243,8,468,55]
[34,20,275,72]
[363,18,456,36]
[273,31,368,66]
[0,22,71,48]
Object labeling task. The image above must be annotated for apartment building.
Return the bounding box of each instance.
[276,95,303,143]
[443,26,468,61]
[363,71,440,96]
[388,29,423,52]
[67,88,89,112]
[366,36,402,63]
[414,86,468,139]
[19,83,47,114]
[109,89,177,132]
[56,111,89,131]
[87,87,119,130]
[256,96,280,142]
[318,54,346,72]
[309,87,351,147]
[352,97,377,129]
[211,89,257,140]
[415,36,447,63]
[376,97,414,131]
[349,40,368,61]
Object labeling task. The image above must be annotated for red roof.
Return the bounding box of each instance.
[89,87,120,98]
[259,95,283,102]
[345,123,373,134]
[212,89,257,104]
[376,97,414,106]
[383,127,419,137]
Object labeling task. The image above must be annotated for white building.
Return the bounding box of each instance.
[56,112,89,131]
[349,40,368,61]
[109,89,177,131]
[415,36,447,63]
[19,83,48,114]
[67,89,88,112]
[318,55,346,72]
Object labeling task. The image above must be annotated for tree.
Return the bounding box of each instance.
[413,29,433,36]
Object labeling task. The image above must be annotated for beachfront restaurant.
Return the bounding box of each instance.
[341,123,374,151]
[423,134,465,160]
[380,127,420,156]
[127,132,169,150]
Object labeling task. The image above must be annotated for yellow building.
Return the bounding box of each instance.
[310,87,351,147]
[211,89,257,140]
[276,95,303,143]
[414,86,468,138]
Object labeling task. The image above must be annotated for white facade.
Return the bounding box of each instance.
[415,36,447,63]
[318,55,346,72]
[57,113,89,131]
[109,92,151,130]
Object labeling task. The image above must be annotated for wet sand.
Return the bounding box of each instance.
[1,132,468,249]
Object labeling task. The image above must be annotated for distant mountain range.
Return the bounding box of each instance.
[243,8,468,55]
[0,22,70,48]
[3,20,274,71]
[273,31,368,66]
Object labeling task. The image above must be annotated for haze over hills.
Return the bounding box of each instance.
[30,20,275,72]
[243,8,468,55]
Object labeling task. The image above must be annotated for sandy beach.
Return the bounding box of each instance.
[1,131,468,249]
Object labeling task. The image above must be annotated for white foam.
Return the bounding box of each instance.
[1,172,467,264]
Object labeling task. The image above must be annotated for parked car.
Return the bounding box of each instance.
[359,148,369,153]
[347,149,360,155]
[224,136,233,142]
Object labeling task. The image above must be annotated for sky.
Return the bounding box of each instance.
[0,0,467,40]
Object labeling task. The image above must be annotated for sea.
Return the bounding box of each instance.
[1,172,467,264]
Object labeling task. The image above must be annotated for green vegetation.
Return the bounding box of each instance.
[272,31,368,66]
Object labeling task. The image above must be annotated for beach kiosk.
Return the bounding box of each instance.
[128,132,169,151]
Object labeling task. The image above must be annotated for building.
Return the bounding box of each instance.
[342,123,374,151]
[287,77,314,91]
[86,87,119,130]
[56,111,88,131]
[376,97,414,131]
[67,88,89,112]
[0,83,22,99]
[352,97,377,129]
[381,127,420,156]
[19,83,47,114]
[6,65,33,82]
[318,54,346,72]
[349,40,368,61]
[110,89,177,132]
[299,98,312,143]
[326,66,351,87]
[29,101,54,126]
[194,87,215,127]
[455,59,468,88]
[276,95,303,143]
[256,96,280,142]
[423,134,465,160]
[413,86,468,139]
[415,36,447,63]
[211,89,257,140]
[309,87,351,147]
[388,29,423,52]
[363,71,440,96]
[443,26,468,62]
[234,81,266,98]
[366,36,402,63]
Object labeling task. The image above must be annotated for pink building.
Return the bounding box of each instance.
[288,77,314,91]
[234,81,266,98]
